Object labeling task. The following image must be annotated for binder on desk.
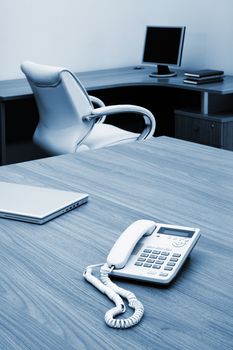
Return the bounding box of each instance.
[183,77,224,85]
[184,69,224,78]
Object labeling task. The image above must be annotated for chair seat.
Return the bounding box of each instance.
[78,124,139,151]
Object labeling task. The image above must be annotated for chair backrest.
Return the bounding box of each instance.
[21,61,95,155]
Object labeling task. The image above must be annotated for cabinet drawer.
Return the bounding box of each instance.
[175,114,222,148]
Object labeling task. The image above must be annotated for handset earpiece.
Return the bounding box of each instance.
[107,220,156,269]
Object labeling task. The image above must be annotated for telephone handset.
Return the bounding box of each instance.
[84,219,200,329]
[107,220,156,269]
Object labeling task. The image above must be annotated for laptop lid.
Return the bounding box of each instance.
[0,182,88,224]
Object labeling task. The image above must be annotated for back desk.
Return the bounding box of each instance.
[1,66,233,165]
[0,136,232,349]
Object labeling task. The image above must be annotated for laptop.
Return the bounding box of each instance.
[0,182,88,224]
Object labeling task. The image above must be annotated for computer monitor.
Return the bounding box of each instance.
[142,26,186,78]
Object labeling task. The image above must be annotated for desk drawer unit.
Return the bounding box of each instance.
[175,110,233,150]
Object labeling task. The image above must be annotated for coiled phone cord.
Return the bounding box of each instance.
[83,263,144,328]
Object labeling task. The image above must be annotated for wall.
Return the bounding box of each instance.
[1,0,233,80]
[153,0,233,74]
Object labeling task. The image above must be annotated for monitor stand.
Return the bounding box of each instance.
[149,65,177,78]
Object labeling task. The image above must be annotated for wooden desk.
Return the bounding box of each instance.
[1,66,233,165]
[0,136,232,350]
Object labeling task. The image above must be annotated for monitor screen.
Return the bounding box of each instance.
[143,26,186,78]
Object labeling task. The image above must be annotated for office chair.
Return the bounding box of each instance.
[21,61,156,155]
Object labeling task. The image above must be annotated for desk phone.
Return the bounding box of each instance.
[109,220,201,284]
[84,220,200,328]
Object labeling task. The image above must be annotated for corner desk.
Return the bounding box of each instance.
[0,136,232,350]
[1,66,233,165]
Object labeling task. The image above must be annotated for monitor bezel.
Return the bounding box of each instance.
[142,25,186,67]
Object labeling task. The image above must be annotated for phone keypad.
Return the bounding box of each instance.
[134,248,181,273]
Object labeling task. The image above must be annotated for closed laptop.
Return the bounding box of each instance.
[0,182,88,224]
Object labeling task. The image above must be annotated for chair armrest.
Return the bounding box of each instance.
[83,104,156,140]
[89,96,106,123]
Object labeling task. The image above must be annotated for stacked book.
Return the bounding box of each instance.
[183,69,224,84]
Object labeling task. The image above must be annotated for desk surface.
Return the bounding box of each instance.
[0,136,232,350]
[1,66,233,100]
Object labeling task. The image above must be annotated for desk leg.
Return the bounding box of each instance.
[201,92,209,115]
[0,102,6,165]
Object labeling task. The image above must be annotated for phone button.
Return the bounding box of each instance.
[152,250,161,254]
[155,260,164,265]
[134,262,143,266]
[164,266,173,271]
[143,249,152,253]
[158,256,167,260]
[150,254,158,259]
[159,272,168,277]
[137,257,146,262]
[161,251,170,256]
[172,239,186,247]
[172,253,181,257]
[143,263,152,268]
[152,265,161,269]
[141,253,150,257]
[170,257,178,262]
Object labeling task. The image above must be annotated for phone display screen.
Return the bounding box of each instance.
[158,227,194,238]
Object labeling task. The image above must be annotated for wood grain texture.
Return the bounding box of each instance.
[0,136,233,349]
